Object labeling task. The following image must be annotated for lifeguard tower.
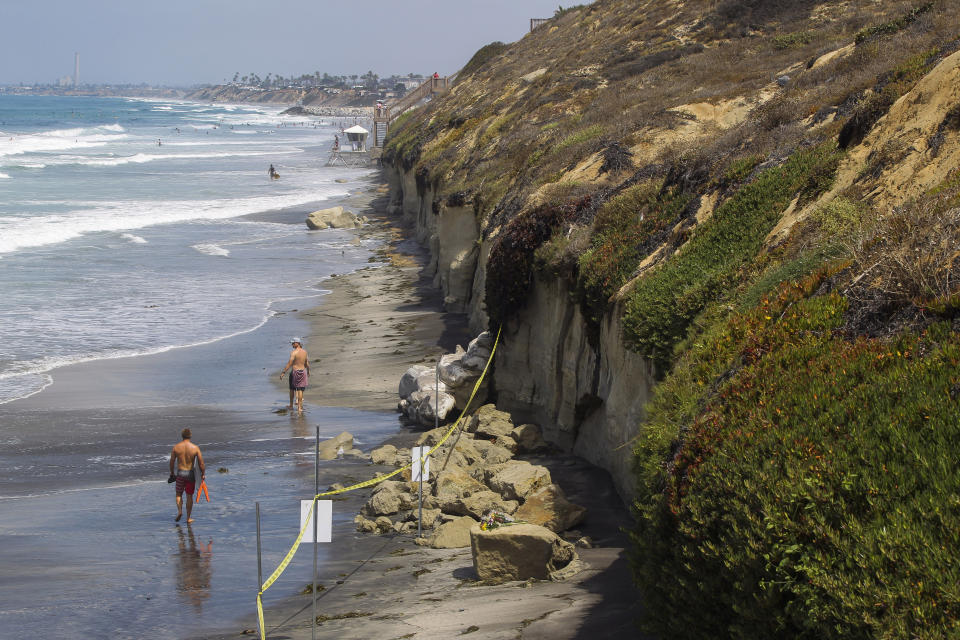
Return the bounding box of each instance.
[327,125,371,166]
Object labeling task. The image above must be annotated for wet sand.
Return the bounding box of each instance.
[202,453,641,640]
[287,184,470,412]
[0,176,641,639]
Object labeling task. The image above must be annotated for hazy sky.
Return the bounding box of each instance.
[0,0,580,86]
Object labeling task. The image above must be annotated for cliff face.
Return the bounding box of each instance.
[383,3,960,631]
[383,0,960,502]
[387,162,651,499]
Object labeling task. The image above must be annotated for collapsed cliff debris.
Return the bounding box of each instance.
[355,404,579,553]
[397,332,493,425]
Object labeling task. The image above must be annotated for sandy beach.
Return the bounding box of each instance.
[0,176,639,639]
[287,183,469,413]
[222,180,641,639]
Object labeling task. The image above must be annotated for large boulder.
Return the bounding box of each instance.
[433,468,487,500]
[399,365,431,398]
[437,347,471,387]
[462,438,514,468]
[514,484,586,533]
[511,423,548,453]
[398,366,457,426]
[317,431,353,460]
[470,523,578,582]
[305,206,363,230]
[360,481,408,517]
[442,490,519,519]
[370,444,399,466]
[485,461,552,502]
[409,390,456,425]
[417,515,477,549]
[466,404,515,440]
[461,332,494,370]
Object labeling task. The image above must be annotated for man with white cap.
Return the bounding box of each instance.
[279,337,310,413]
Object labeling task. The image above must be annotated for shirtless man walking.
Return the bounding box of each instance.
[279,337,310,414]
[169,429,205,523]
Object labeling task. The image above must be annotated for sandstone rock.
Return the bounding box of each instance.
[317,432,353,460]
[399,365,431,398]
[465,439,514,467]
[354,515,377,533]
[415,369,447,393]
[514,484,586,533]
[437,348,471,387]
[467,404,515,439]
[511,423,548,453]
[470,523,577,582]
[370,444,398,466]
[422,515,477,548]
[433,468,487,499]
[305,206,363,230]
[410,389,456,425]
[493,435,518,453]
[461,332,494,370]
[361,480,410,517]
[344,448,367,460]
[393,520,417,534]
[361,485,402,517]
[415,427,448,447]
[442,490,519,519]
[486,461,552,502]
[374,516,394,534]
[405,507,443,529]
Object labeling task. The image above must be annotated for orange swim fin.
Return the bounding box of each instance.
[196,480,210,503]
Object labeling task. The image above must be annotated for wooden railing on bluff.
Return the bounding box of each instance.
[372,76,449,149]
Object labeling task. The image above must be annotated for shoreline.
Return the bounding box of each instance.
[235,178,640,639]
[287,181,470,412]
[0,168,640,638]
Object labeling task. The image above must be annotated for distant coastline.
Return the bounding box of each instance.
[0,83,376,116]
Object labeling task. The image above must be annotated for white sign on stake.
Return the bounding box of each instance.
[299,500,333,543]
[411,446,430,482]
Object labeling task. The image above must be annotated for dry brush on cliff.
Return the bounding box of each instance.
[382,0,960,636]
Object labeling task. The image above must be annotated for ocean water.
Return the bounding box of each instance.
[0,95,409,639]
[0,94,375,406]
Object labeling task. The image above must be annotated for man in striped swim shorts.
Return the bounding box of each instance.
[279,337,310,414]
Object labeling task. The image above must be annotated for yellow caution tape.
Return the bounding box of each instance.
[257,327,500,639]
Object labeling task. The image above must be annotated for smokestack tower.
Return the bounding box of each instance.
[74,53,80,87]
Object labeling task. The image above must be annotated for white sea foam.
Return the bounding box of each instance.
[70,149,296,167]
[0,183,354,254]
[0,172,9,179]
[192,243,230,257]
[120,233,147,244]
[0,125,127,158]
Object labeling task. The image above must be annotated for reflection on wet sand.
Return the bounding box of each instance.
[174,525,212,613]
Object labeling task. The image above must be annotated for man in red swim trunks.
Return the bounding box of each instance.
[169,428,205,523]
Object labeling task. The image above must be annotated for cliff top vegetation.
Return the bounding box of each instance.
[384,1,960,637]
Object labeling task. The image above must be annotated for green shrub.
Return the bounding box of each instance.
[632,276,960,638]
[459,41,509,78]
[622,143,842,372]
[485,197,591,324]
[772,31,813,50]
[551,124,604,155]
[854,2,934,44]
[577,180,690,325]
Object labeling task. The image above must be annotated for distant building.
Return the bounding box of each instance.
[58,75,73,87]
